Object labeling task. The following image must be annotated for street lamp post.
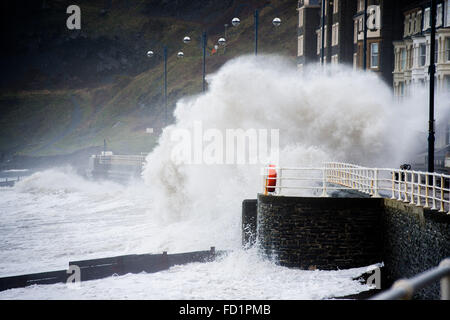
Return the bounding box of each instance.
[428,0,437,173]
[321,0,325,64]
[163,46,167,126]
[202,31,207,92]
[363,0,368,71]
[147,44,184,127]
[254,9,259,56]
[231,6,281,56]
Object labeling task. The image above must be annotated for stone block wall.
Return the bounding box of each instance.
[256,194,384,270]
[381,199,450,299]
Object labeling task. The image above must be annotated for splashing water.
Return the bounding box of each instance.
[0,55,448,299]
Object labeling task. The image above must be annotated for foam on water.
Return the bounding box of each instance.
[0,55,448,299]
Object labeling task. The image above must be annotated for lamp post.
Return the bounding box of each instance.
[224,23,229,54]
[231,6,281,56]
[321,0,325,65]
[363,0,368,71]
[146,45,183,126]
[428,0,437,173]
[203,31,207,92]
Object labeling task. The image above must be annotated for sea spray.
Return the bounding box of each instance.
[142,55,447,251]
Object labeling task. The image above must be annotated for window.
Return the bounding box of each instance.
[317,30,322,54]
[410,47,414,68]
[446,38,450,61]
[409,14,414,35]
[404,14,410,37]
[332,23,339,46]
[357,0,364,12]
[354,20,358,43]
[423,8,430,30]
[435,40,438,63]
[416,11,422,34]
[299,8,303,27]
[446,0,450,27]
[398,82,405,97]
[353,53,358,69]
[333,0,339,14]
[400,48,406,70]
[298,36,304,56]
[437,4,443,27]
[331,54,338,64]
[419,43,426,66]
[370,43,379,68]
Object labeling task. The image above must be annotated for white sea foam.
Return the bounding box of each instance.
[1,55,448,299]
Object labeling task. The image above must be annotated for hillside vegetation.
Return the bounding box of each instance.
[0,0,298,157]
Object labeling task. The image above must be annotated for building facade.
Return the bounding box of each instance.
[393,0,450,97]
[393,0,450,149]
[297,0,449,159]
[297,0,321,69]
[297,0,405,86]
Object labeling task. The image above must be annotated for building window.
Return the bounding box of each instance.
[404,14,410,37]
[299,8,303,27]
[446,38,450,61]
[398,82,405,97]
[423,8,430,30]
[298,35,304,56]
[332,23,339,46]
[317,30,322,55]
[357,0,364,13]
[333,0,339,14]
[400,48,406,70]
[437,4,443,27]
[331,54,338,64]
[370,42,379,68]
[354,21,358,44]
[446,0,450,27]
[353,53,358,69]
[419,43,426,66]
[435,40,438,63]
[416,11,422,33]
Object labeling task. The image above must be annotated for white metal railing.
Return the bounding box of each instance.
[261,162,450,214]
[370,258,450,300]
[95,154,146,166]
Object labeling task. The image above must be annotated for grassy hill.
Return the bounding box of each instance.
[0,0,298,158]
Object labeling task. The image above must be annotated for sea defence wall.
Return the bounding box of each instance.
[381,199,450,299]
[242,195,450,299]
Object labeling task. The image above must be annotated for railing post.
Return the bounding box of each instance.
[321,168,328,197]
[398,171,403,202]
[425,174,430,208]
[391,170,396,199]
[416,173,422,206]
[410,173,415,205]
[403,170,409,203]
[373,169,380,197]
[439,175,445,212]
[432,175,437,210]
[278,168,283,196]
[440,259,450,300]
[262,166,267,195]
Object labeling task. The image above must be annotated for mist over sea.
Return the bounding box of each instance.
[0,56,448,299]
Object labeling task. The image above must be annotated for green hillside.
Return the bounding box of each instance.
[0,0,298,157]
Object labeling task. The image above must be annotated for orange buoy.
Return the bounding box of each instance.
[265,164,277,194]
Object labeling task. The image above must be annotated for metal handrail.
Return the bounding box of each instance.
[261,162,449,214]
[370,258,450,300]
